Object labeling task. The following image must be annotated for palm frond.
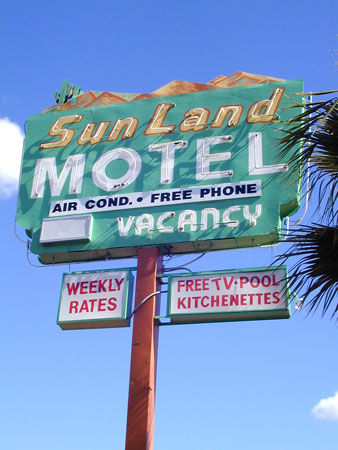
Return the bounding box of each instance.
[279,93,338,222]
[277,224,338,318]
[275,91,338,318]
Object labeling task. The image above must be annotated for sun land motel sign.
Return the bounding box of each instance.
[16,74,302,448]
[17,78,303,264]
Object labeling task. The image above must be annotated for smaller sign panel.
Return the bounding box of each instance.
[58,269,133,330]
[168,267,289,324]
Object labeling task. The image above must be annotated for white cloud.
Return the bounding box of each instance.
[0,117,24,198]
[312,392,338,422]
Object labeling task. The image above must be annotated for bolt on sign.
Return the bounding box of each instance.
[57,269,133,330]
[167,266,290,324]
[16,78,303,264]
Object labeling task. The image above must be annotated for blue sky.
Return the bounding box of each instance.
[0,1,337,449]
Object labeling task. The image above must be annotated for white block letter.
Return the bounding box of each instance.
[92,147,141,191]
[196,136,233,181]
[31,154,85,198]
[149,141,187,184]
[248,132,288,175]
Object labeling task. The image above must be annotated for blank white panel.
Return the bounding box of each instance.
[40,215,92,244]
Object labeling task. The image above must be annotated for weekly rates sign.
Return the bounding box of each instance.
[16,79,303,264]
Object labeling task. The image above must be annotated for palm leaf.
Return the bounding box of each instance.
[276,91,338,318]
[277,224,338,318]
[279,93,338,222]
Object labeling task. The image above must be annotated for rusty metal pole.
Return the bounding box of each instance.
[125,247,163,450]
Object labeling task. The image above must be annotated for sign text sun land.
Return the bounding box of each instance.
[16,79,303,263]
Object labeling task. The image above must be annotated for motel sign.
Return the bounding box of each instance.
[16,79,303,263]
[16,75,300,450]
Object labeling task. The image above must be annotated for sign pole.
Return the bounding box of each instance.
[125,247,163,450]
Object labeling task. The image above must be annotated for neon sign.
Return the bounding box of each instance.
[16,79,303,264]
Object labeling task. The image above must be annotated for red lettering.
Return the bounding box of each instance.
[192,296,201,308]
[67,282,80,295]
[177,280,185,292]
[201,296,209,307]
[80,281,89,294]
[108,297,117,311]
[241,294,247,305]
[256,293,263,304]
[248,293,255,305]
[115,277,124,291]
[79,300,89,313]
[177,297,187,309]
[210,295,219,307]
[223,276,234,290]
[202,278,209,290]
[250,276,260,288]
[211,278,221,290]
[89,280,98,293]
[240,276,249,288]
[69,301,78,313]
[262,275,271,288]
[230,294,239,306]
[272,275,279,286]
[222,295,228,306]
[108,279,116,291]
[195,279,202,291]
[264,292,271,304]
[98,298,107,311]
[88,298,97,312]
[272,292,280,304]
[98,279,107,292]
[186,280,194,291]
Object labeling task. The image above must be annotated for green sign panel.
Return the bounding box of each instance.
[17,79,303,264]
